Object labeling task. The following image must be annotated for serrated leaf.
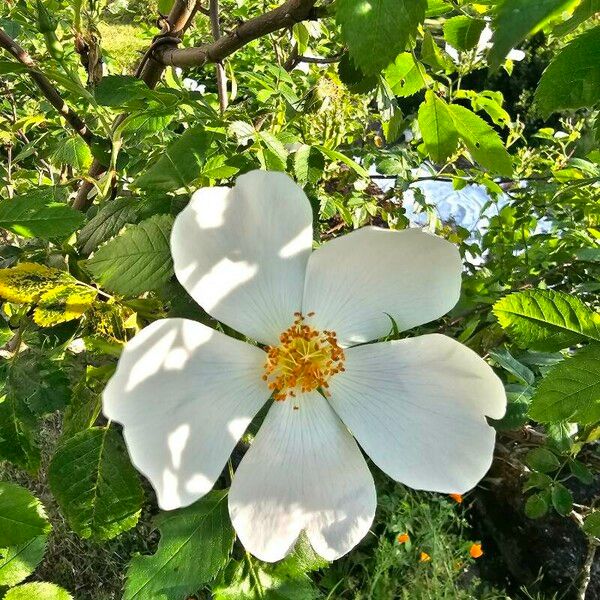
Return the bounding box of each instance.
[119,107,175,141]
[583,511,600,537]
[94,75,152,107]
[525,492,549,519]
[525,447,560,473]
[86,214,174,296]
[535,27,600,117]
[337,53,379,93]
[124,490,234,600]
[336,0,427,75]
[443,16,486,51]
[488,0,578,69]
[493,290,600,351]
[448,104,512,176]
[0,535,48,587]
[569,459,593,484]
[384,53,429,97]
[4,582,73,600]
[134,126,215,191]
[551,483,573,516]
[7,352,71,416]
[34,283,97,327]
[214,556,319,600]
[0,483,51,547]
[48,427,143,540]
[0,262,71,303]
[77,196,168,255]
[294,145,325,185]
[51,136,93,170]
[418,91,459,164]
[0,191,84,239]
[0,394,40,472]
[61,383,101,440]
[529,344,600,425]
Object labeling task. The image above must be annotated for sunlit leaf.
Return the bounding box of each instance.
[49,427,144,540]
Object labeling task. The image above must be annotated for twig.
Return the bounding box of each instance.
[209,0,228,113]
[576,540,598,600]
[155,0,319,67]
[0,28,93,145]
[73,0,199,211]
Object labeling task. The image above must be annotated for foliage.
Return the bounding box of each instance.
[0,0,599,598]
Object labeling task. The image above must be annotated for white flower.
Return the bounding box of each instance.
[103,170,506,562]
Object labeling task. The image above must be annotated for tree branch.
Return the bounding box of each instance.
[73,0,200,211]
[155,0,319,68]
[0,28,93,146]
[209,0,228,113]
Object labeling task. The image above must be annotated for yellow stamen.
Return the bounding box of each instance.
[263,313,345,401]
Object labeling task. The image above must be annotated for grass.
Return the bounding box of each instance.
[319,470,512,600]
[97,22,150,73]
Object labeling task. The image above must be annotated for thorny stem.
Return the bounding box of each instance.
[0,28,94,146]
[576,540,598,600]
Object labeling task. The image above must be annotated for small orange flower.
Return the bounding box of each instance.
[419,552,431,562]
[469,543,483,559]
[449,493,463,504]
[397,533,410,544]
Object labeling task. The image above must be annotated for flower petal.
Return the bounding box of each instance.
[171,170,313,345]
[229,391,376,562]
[103,318,268,510]
[327,334,506,494]
[302,227,461,346]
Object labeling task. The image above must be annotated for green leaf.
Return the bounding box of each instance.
[418,91,459,164]
[568,459,594,484]
[94,75,152,107]
[384,53,429,97]
[48,427,144,540]
[489,347,535,385]
[336,0,427,75]
[583,510,600,537]
[447,104,512,176]
[0,394,40,472]
[337,53,379,93]
[0,483,51,547]
[524,492,549,519]
[0,535,48,587]
[551,483,573,516]
[523,471,552,492]
[61,383,101,440]
[134,126,215,191]
[525,447,560,473]
[421,30,453,72]
[86,214,174,296]
[443,16,486,51]
[124,490,234,600]
[535,27,600,117]
[529,344,600,425]
[214,557,320,600]
[4,582,73,600]
[294,145,325,185]
[314,146,369,178]
[7,352,71,416]
[553,0,600,35]
[0,190,84,240]
[77,198,138,256]
[491,383,532,430]
[488,0,577,69]
[119,107,175,141]
[493,290,600,351]
[51,136,93,170]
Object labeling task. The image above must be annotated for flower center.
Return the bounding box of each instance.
[263,313,345,401]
